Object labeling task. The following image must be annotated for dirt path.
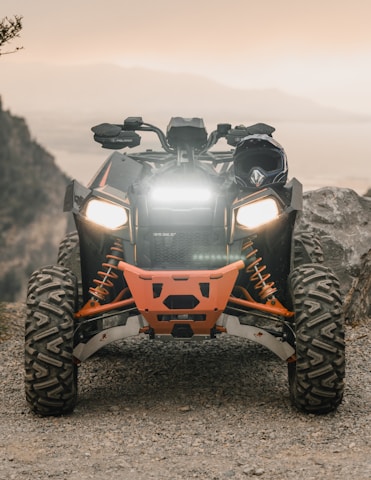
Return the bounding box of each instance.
[0,303,370,479]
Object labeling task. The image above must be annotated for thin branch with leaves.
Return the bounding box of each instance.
[0,15,23,56]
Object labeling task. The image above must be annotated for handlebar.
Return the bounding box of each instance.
[92,117,276,156]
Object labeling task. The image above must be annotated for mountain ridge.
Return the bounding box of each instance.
[1,62,369,123]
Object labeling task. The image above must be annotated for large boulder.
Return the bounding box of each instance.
[297,187,371,322]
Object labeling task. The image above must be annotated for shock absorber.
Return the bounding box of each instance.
[242,239,277,300]
[89,239,124,302]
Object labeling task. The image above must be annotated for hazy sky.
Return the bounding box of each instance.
[2,1,371,193]
[2,0,371,114]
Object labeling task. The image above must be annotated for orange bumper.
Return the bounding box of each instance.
[75,260,294,337]
[116,260,245,335]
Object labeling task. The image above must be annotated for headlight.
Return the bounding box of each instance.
[85,199,128,229]
[236,198,279,229]
[150,186,212,205]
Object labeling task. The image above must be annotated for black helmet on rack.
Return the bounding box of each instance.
[233,133,288,189]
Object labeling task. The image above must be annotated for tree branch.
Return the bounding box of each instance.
[0,15,23,56]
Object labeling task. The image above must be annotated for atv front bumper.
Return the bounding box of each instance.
[118,259,246,336]
[76,259,292,335]
[74,260,295,362]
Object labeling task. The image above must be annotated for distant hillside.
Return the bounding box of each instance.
[2,63,369,124]
[0,98,70,301]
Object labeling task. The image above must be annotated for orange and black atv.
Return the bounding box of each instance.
[25,117,345,416]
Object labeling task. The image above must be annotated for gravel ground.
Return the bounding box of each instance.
[0,302,370,480]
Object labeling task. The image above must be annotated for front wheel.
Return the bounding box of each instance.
[288,264,345,413]
[25,265,78,416]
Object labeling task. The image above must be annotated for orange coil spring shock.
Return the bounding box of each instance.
[89,240,124,301]
[242,239,277,300]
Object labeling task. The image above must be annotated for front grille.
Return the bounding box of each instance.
[149,229,226,268]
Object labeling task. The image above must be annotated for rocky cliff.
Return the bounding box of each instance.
[0,98,70,301]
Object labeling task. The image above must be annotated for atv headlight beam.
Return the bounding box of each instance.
[236,198,279,229]
[150,186,212,205]
[85,199,128,229]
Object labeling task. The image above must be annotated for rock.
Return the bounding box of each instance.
[254,468,265,476]
[179,405,192,412]
[344,249,371,323]
[242,465,265,476]
[242,466,256,476]
[298,187,371,322]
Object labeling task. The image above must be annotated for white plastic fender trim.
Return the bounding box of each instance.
[217,314,295,361]
[73,315,146,362]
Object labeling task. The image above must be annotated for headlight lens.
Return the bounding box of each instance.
[150,186,212,205]
[236,198,279,229]
[85,199,128,229]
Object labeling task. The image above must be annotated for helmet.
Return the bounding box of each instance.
[233,134,288,189]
